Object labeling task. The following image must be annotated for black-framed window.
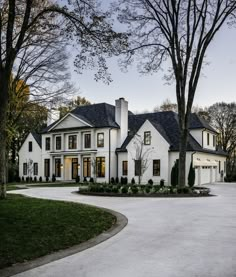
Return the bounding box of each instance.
[83,157,91,177]
[33,163,38,175]
[96,157,105,177]
[97,133,104,147]
[224,161,226,173]
[56,136,61,150]
[55,158,61,177]
[68,135,77,149]
[153,160,160,176]
[135,160,141,176]
[144,131,151,145]
[44,159,50,177]
[45,137,50,151]
[122,161,128,176]
[219,160,221,173]
[213,135,216,147]
[207,133,210,146]
[84,134,91,149]
[28,141,32,152]
[23,163,27,175]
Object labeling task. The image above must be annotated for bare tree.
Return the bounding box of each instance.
[116,0,236,186]
[208,102,236,175]
[132,134,152,184]
[0,0,126,198]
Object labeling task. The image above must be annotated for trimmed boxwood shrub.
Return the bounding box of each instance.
[83,177,87,182]
[148,179,153,185]
[89,177,94,183]
[145,187,151,194]
[26,176,29,182]
[171,160,179,187]
[115,177,119,184]
[188,162,195,187]
[45,176,49,182]
[34,176,37,182]
[39,176,42,182]
[21,176,25,182]
[160,179,165,187]
[112,186,119,193]
[76,176,80,183]
[131,178,135,185]
[131,186,139,194]
[110,177,115,184]
[52,174,56,182]
[121,186,128,194]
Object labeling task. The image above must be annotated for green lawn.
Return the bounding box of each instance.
[0,194,116,269]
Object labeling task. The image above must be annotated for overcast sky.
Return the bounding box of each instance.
[66,1,236,113]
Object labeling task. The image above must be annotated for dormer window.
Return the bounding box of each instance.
[45,137,50,151]
[213,136,216,147]
[144,131,151,145]
[207,133,210,146]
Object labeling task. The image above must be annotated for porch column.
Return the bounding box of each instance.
[61,155,64,180]
[91,129,95,149]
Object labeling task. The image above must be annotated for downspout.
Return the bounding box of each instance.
[115,151,118,179]
[109,128,112,184]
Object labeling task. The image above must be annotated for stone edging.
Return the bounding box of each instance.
[0,199,128,277]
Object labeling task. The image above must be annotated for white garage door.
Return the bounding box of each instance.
[201,167,211,185]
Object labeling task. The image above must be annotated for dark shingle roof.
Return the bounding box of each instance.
[31,132,42,148]
[189,113,217,133]
[118,111,226,156]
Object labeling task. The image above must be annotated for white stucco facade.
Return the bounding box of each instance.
[18,98,227,185]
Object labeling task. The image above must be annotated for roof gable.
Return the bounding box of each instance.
[49,113,92,131]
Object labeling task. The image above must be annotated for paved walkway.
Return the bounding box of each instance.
[12,183,236,277]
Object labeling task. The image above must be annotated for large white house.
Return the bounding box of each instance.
[19,98,227,185]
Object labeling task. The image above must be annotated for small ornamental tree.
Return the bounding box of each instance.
[171,160,179,187]
[188,162,195,187]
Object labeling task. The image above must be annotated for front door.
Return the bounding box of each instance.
[72,158,78,179]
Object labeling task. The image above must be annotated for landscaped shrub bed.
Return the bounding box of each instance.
[78,184,211,197]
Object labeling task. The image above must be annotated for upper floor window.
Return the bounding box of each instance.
[207,133,210,146]
[153,160,160,176]
[56,136,61,150]
[144,131,151,145]
[213,135,216,147]
[28,141,32,152]
[45,137,50,151]
[97,133,104,148]
[68,135,77,149]
[84,134,91,148]
[122,161,128,176]
[33,163,38,175]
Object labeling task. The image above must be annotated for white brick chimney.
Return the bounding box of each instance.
[47,109,60,126]
[115,97,128,147]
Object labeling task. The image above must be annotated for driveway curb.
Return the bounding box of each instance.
[0,202,128,277]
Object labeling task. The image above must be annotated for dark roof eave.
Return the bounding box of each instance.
[169,148,228,157]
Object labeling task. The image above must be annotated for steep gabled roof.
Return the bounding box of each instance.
[31,132,42,148]
[118,111,226,156]
[189,113,217,133]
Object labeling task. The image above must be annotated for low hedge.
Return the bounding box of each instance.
[78,184,211,197]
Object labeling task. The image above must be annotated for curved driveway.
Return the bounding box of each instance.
[12,183,236,277]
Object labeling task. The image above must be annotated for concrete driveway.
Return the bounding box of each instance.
[12,183,236,277]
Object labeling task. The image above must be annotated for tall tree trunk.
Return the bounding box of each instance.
[0,74,9,199]
[178,128,188,187]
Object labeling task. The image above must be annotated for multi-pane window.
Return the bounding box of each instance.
[97,133,104,147]
[45,137,51,151]
[135,160,141,176]
[44,159,50,177]
[122,161,128,176]
[96,157,105,177]
[28,141,32,152]
[55,158,61,177]
[56,136,61,150]
[153,160,161,176]
[207,133,210,146]
[83,157,91,177]
[213,135,216,147]
[23,163,27,175]
[68,135,77,149]
[144,131,151,145]
[33,163,38,175]
[84,134,91,148]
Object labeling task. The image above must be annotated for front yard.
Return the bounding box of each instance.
[0,194,116,269]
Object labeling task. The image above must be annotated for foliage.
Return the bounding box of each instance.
[115,177,119,184]
[131,186,139,194]
[148,179,153,185]
[0,194,115,269]
[52,174,56,183]
[39,177,42,182]
[110,177,115,184]
[171,161,179,187]
[116,0,236,187]
[131,178,135,185]
[121,186,128,194]
[188,162,195,187]
[160,179,165,187]
[76,175,81,183]
[89,177,94,183]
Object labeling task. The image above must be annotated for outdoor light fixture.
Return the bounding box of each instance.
[78,164,80,170]
[60,164,63,169]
